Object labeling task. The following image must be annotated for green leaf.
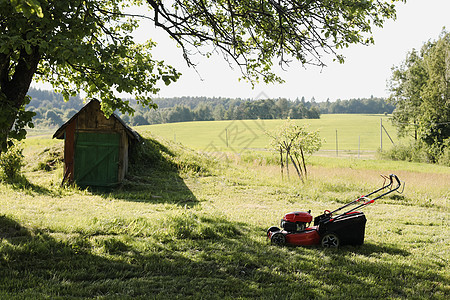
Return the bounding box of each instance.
[24,43,31,55]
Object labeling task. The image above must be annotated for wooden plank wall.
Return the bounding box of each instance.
[67,100,129,183]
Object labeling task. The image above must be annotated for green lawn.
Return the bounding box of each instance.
[139,114,403,155]
[0,126,448,299]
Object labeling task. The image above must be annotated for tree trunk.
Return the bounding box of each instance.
[0,46,41,152]
[285,150,289,179]
[299,145,308,180]
[414,120,417,141]
[289,153,304,183]
[293,152,304,179]
[280,147,284,179]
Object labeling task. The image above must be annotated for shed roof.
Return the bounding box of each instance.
[53,99,140,141]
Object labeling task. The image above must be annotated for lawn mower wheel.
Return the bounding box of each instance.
[321,233,340,248]
[271,232,286,246]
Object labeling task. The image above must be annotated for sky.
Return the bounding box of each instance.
[33,0,450,102]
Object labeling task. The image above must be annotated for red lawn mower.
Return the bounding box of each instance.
[267,174,404,248]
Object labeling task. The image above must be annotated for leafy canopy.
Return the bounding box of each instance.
[0,0,180,150]
[388,29,450,150]
[5,0,180,114]
[148,0,405,84]
[1,0,404,152]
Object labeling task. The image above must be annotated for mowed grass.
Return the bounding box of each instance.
[139,114,403,155]
[0,130,448,299]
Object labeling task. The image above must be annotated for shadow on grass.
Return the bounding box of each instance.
[103,137,201,207]
[3,136,203,205]
[343,241,410,256]
[0,215,146,298]
[0,174,54,195]
[12,136,201,206]
[1,214,446,299]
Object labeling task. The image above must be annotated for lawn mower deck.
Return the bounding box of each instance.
[267,174,403,248]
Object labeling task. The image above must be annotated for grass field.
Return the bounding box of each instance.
[1,116,449,299]
[139,114,403,157]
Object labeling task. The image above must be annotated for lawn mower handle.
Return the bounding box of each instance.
[391,174,401,189]
[330,174,403,216]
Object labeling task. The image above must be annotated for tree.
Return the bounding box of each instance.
[0,0,180,152]
[388,49,426,140]
[213,104,225,121]
[131,113,149,126]
[1,0,403,153]
[64,108,78,120]
[193,103,213,121]
[266,119,321,182]
[388,29,450,160]
[420,32,450,147]
[45,110,62,126]
[148,0,402,83]
[167,105,193,123]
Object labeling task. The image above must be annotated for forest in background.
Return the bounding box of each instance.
[26,88,394,127]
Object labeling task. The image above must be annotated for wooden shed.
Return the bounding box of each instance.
[53,99,140,187]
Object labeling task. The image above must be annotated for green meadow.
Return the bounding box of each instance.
[1,115,448,299]
[140,114,401,156]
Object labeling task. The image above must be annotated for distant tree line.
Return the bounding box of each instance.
[124,97,321,126]
[118,96,393,126]
[26,88,394,127]
[316,97,394,114]
[27,88,84,127]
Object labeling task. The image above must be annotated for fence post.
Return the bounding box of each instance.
[358,136,360,158]
[225,128,228,148]
[336,129,338,157]
[380,118,383,152]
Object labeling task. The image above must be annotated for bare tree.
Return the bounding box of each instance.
[266,119,321,182]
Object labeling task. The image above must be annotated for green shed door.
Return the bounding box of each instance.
[74,132,120,187]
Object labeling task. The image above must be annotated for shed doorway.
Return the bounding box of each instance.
[74,132,120,187]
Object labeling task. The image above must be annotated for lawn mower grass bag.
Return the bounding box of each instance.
[317,212,367,246]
